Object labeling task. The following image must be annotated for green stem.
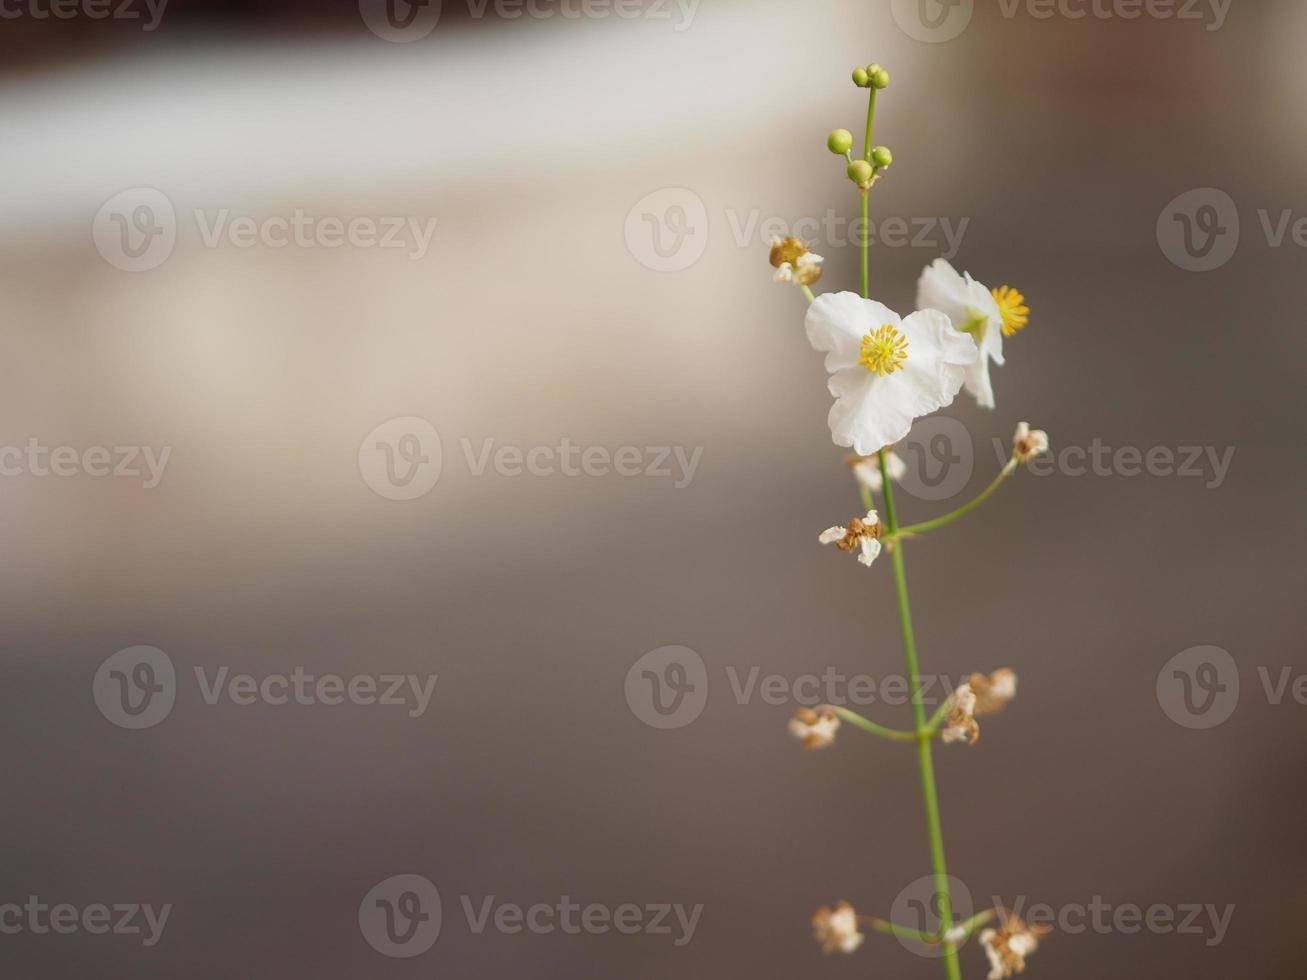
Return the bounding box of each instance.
[831,706,923,744]
[924,695,955,734]
[863,87,878,163]
[800,284,816,305]
[861,916,936,944]
[859,190,869,300]
[879,459,963,980]
[859,86,875,298]
[897,460,1016,538]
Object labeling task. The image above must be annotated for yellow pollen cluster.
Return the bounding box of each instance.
[859,324,909,376]
[992,285,1030,336]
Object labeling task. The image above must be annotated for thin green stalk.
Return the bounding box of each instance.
[863,88,878,163]
[861,916,935,944]
[831,706,922,744]
[859,190,869,300]
[897,461,1015,538]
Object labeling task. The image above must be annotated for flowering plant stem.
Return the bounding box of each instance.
[877,450,964,980]
[831,706,924,744]
[860,79,962,974]
[895,460,1016,539]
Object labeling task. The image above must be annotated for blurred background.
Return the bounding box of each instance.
[2,0,1305,977]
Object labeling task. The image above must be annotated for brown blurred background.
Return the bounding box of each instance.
[2,0,1305,977]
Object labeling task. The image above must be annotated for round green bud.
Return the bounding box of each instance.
[872,145,893,169]
[847,159,874,186]
[827,129,854,155]
[866,63,881,76]
[851,67,869,88]
[870,67,890,90]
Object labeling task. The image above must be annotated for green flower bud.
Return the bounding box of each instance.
[872,145,893,169]
[851,67,869,88]
[827,129,854,155]
[847,159,874,187]
[870,67,890,90]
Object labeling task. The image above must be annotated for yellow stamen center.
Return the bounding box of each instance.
[992,285,1030,337]
[859,324,909,376]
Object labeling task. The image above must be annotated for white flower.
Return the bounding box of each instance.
[845,450,906,493]
[819,510,883,567]
[916,258,1008,409]
[806,292,978,456]
[770,236,823,286]
[980,915,1048,979]
[788,706,840,750]
[812,901,864,954]
[940,684,979,745]
[969,668,1017,717]
[1011,422,1049,463]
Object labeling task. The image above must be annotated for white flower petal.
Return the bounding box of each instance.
[857,538,881,566]
[886,450,907,482]
[918,259,1005,409]
[805,291,902,374]
[819,526,847,545]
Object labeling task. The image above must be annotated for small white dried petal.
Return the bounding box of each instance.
[819,526,848,545]
[1012,421,1049,463]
